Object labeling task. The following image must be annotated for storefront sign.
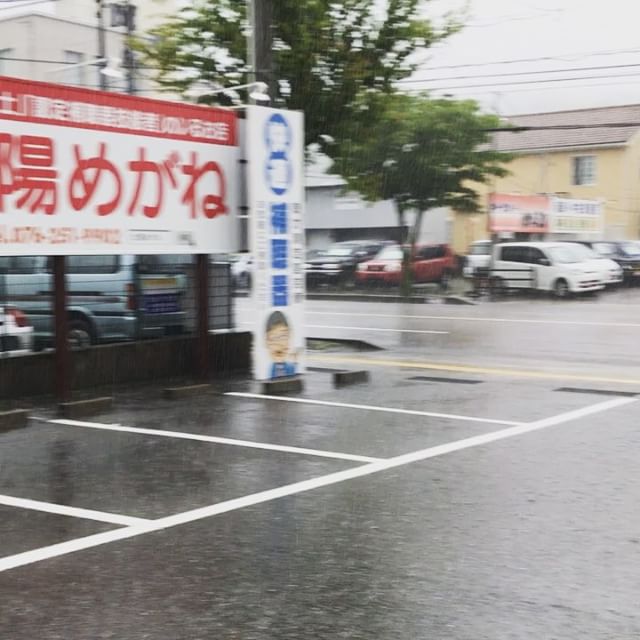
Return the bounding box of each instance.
[550,197,603,234]
[0,75,239,255]
[488,193,549,233]
[247,106,305,381]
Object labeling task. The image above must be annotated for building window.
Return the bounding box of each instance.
[572,155,596,186]
[64,50,85,86]
[0,48,13,75]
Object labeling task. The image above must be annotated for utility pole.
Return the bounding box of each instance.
[125,2,137,95]
[112,1,137,94]
[248,0,274,102]
[96,0,107,91]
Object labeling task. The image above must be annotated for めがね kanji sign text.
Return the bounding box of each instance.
[0,75,239,255]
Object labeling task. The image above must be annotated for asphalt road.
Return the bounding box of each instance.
[1,288,639,639]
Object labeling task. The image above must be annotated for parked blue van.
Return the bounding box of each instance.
[0,255,188,348]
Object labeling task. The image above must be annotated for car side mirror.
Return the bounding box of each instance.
[539,258,550,266]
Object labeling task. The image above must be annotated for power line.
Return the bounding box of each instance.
[6,54,640,89]
[411,70,640,92]
[488,123,640,133]
[0,0,58,11]
[421,46,640,71]
[401,62,640,85]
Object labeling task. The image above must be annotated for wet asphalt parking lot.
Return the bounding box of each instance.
[1,287,640,639]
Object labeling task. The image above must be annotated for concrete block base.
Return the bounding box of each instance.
[163,384,211,400]
[261,376,304,395]
[333,370,370,387]
[0,409,30,433]
[58,397,113,419]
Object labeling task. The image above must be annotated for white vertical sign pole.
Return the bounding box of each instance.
[247,106,306,380]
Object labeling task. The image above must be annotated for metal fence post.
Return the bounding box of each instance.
[196,254,209,379]
[53,255,71,401]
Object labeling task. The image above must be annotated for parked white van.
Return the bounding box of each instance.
[0,255,188,348]
[491,242,603,297]
[463,240,493,278]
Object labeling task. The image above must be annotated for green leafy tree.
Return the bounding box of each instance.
[332,93,511,295]
[136,0,460,145]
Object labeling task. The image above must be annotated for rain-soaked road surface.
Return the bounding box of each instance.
[1,289,639,639]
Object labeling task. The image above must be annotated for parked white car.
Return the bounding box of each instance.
[0,306,34,357]
[568,243,623,286]
[463,240,493,278]
[491,242,603,297]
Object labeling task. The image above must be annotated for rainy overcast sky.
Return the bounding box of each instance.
[417,0,640,115]
[4,0,640,117]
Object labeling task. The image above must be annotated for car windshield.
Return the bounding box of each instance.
[548,246,582,263]
[376,246,404,261]
[619,242,640,257]
[324,245,358,257]
[470,243,491,255]
[569,244,597,259]
[592,243,616,257]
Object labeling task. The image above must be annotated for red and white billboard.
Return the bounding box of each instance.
[0,76,239,255]
[488,193,549,233]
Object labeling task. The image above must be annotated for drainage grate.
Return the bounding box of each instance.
[408,376,483,385]
[555,387,639,398]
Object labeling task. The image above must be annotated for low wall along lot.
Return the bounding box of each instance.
[0,332,252,402]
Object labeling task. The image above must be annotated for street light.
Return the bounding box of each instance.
[47,57,124,81]
[184,81,271,104]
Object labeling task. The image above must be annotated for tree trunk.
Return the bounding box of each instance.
[400,209,424,298]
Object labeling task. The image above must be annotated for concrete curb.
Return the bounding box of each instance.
[58,397,113,419]
[333,370,370,387]
[163,384,211,400]
[443,295,478,306]
[261,376,304,395]
[307,337,383,352]
[307,293,435,304]
[0,409,30,433]
[234,291,438,304]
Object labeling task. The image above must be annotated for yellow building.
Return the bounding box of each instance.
[452,105,640,254]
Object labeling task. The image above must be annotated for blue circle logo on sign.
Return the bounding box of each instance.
[265,113,292,196]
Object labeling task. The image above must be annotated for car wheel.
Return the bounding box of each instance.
[489,276,506,297]
[68,318,94,349]
[439,270,452,291]
[554,278,570,299]
[341,271,356,290]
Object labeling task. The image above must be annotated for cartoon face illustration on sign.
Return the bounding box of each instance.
[265,310,297,379]
[264,113,292,196]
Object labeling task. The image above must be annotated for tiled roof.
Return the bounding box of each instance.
[493,105,640,152]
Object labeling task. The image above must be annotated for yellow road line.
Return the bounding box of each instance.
[308,354,640,387]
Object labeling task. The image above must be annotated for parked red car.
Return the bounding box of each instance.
[356,243,456,287]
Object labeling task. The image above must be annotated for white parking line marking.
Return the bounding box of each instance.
[0,494,149,527]
[307,324,449,335]
[1,397,633,573]
[225,392,522,426]
[47,419,380,464]
[307,310,640,329]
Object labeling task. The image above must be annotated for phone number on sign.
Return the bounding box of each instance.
[0,226,122,245]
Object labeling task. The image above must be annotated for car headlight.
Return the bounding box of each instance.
[383,261,402,272]
[322,263,338,270]
[304,263,311,270]
[357,263,367,272]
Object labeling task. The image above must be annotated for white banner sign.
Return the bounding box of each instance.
[550,197,603,235]
[0,75,239,255]
[247,106,305,381]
